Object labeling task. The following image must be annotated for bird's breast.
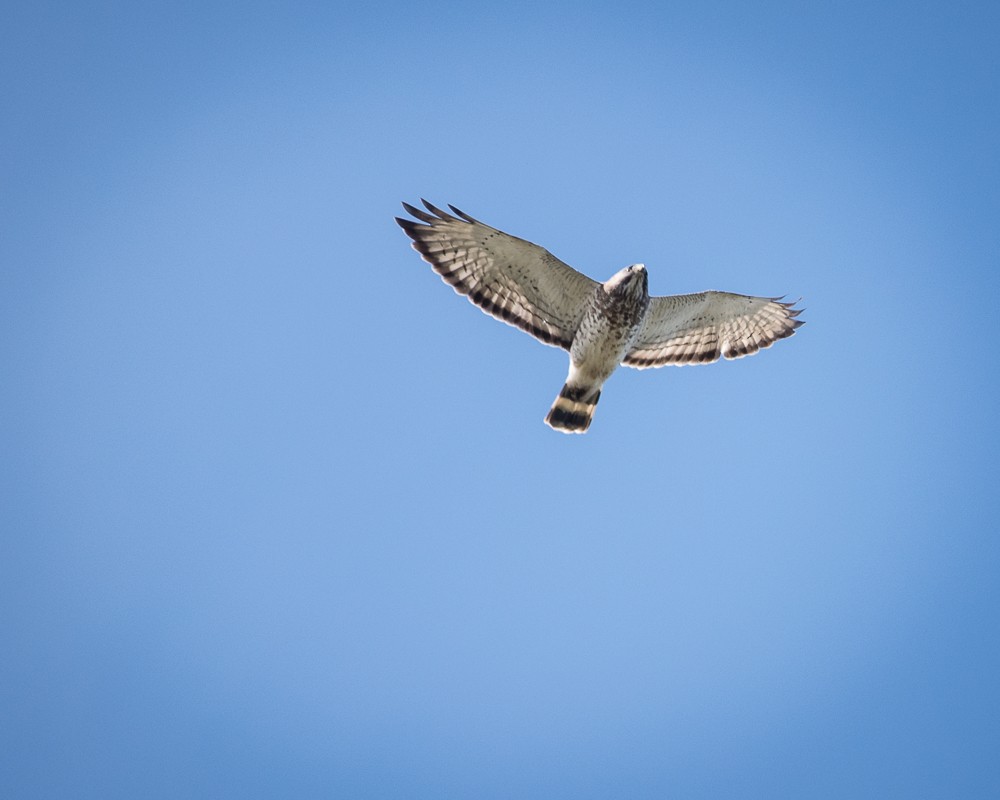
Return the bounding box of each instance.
[569,288,649,381]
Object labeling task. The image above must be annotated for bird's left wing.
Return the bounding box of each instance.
[624,291,803,368]
[396,200,599,350]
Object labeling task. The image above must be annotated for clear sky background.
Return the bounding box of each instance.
[3,1,999,797]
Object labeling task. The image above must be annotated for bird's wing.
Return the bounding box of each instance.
[396,200,599,350]
[623,291,803,368]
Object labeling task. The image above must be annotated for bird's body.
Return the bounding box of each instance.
[396,200,803,434]
[547,265,649,432]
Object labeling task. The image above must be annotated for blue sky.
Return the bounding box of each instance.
[2,1,998,797]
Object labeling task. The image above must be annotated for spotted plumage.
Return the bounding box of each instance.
[396,200,803,433]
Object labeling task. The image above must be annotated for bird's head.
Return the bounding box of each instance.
[604,263,648,297]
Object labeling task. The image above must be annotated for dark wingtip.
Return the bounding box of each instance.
[395,216,422,235]
[401,199,477,225]
[448,204,478,223]
[774,295,805,325]
[401,201,438,224]
[420,198,455,220]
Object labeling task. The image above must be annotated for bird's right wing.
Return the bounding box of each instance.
[624,291,803,368]
[396,200,599,350]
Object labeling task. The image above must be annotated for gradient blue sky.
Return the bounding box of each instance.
[3,2,999,797]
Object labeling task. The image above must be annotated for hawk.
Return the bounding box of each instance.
[396,200,803,434]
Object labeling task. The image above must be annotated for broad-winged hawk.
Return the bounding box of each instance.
[396,200,803,434]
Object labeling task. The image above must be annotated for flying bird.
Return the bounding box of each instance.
[396,200,803,434]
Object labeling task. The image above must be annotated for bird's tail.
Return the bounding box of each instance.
[544,383,601,434]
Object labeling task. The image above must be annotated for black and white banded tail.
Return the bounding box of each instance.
[545,383,602,434]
